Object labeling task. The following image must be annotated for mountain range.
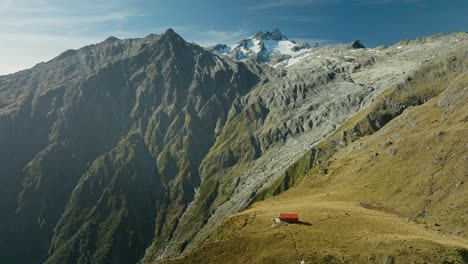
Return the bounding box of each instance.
[0,29,467,264]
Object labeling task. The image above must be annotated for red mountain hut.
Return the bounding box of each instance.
[279,213,299,223]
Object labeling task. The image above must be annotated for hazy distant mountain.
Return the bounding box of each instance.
[0,28,467,264]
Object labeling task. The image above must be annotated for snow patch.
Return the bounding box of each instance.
[251,39,262,54]
[285,51,316,67]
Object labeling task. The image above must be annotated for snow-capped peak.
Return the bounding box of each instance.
[208,29,313,66]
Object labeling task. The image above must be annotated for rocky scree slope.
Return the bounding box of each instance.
[0,29,466,264]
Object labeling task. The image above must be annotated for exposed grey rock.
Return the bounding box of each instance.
[382,255,395,264]
[351,40,365,49]
[381,139,393,148]
[207,44,231,55]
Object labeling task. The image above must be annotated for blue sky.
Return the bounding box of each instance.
[1,0,467,75]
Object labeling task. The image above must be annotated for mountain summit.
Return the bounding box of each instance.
[252,28,288,41]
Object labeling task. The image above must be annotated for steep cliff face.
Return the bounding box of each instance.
[0,29,467,264]
[0,29,263,264]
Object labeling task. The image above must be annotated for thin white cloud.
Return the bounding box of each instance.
[0,0,143,28]
[0,0,63,15]
[4,11,142,28]
[357,0,422,5]
[0,32,103,75]
[189,28,250,47]
[247,0,420,9]
[0,32,101,48]
[0,0,144,75]
[271,15,322,23]
[247,0,335,10]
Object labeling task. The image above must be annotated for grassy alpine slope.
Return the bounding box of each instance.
[157,43,468,263]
